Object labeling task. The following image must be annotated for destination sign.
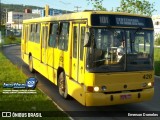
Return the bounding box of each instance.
[91,14,153,28]
[116,17,144,26]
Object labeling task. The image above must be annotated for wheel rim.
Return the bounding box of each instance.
[59,72,65,92]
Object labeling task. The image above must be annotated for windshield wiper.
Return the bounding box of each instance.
[93,58,107,63]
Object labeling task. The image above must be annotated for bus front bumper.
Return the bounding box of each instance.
[85,88,154,106]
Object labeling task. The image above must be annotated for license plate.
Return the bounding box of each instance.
[120,94,131,100]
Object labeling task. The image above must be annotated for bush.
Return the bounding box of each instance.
[9,35,16,43]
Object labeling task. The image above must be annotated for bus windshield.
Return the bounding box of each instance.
[86,28,154,72]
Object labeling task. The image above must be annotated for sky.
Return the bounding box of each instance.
[2,0,160,15]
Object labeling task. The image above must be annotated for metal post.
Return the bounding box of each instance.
[4,8,8,27]
[74,6,81,12]
[0,0,2,44]
[0,0,1,30]
[18,14,19,30]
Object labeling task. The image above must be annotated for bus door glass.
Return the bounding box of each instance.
[41,23,49,64]
[78,24,86,83]
[72,24,79,81]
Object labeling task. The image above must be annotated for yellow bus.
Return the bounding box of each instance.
[21,11,154,106]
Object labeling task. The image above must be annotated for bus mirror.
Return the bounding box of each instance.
[84,32,90,47]
[130,32,135,43]
[145,33,149,42]
[120,31,124,42]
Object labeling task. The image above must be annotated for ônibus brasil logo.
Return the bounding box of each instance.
[3,77,38,89]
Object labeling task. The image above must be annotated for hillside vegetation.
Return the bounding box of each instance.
[1,3,43,12]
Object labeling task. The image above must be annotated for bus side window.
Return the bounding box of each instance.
[29,24,35,41]
[58,22,69,51]
[22,25,24,40]
[35,24,40,43]
[49,23,58,48]
[42,26,48,48]
[26,25,29,41]
[73,26,78,58]
[80,27,85,60]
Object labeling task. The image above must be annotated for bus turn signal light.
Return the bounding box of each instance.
[87,86,93,92]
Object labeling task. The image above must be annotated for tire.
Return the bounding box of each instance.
[58,71,68,99]
[29,56,34,73]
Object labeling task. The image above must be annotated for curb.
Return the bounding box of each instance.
[38,88,74,120]
[2,43,21,47]
[155,75,160,78]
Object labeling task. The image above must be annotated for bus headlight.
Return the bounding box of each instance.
[148,82,153,87]
[101,86,107,91]
[142,83,147,87]
[94,86,99,92]
[142,82,153,88]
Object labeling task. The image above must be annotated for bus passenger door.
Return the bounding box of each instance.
[72,23,86,83]
[72,24,79,81]
[41,24,49,64]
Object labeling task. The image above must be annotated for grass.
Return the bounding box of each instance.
[1,36,21,45]
[0,25,21,45]
[0,52,69,120]
[154,47,160,76]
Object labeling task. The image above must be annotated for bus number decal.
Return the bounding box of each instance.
[143,74,152,79]
[99,16,109,24]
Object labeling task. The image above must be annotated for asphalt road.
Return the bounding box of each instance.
[2,45,160,120]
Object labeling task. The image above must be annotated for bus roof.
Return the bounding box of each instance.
[23,11,151,23]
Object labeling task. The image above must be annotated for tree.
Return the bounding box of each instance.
[87,0,106,11]
[116,0,156,16]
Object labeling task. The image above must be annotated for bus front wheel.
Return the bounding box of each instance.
[58,71,68,99]
[29,56,34,73]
